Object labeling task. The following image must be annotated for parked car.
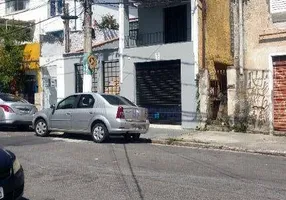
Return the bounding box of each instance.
[0,146,24,200]
[32,93,150,143]
[0,93,37,130]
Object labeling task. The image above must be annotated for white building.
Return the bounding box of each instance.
[0,0,138,41]
[0,0,137,109]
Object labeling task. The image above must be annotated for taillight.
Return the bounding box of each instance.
[0,105,14,113]
[116,106,125,119]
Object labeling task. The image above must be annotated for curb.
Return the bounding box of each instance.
[151,139,286,157]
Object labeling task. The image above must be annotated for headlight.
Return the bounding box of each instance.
[13,158,21,174]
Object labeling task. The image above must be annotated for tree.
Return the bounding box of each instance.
[97,14,119,30]
[0,21,32,93]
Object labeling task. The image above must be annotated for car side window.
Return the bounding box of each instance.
[57,95,77,110]
[77,95,95,109]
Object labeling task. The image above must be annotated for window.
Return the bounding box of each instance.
[129,19,139,40]
[77,95,95,109]
[49,0,63,17]
[6,0,29,14]
[0,93,28,103]
[270,0,286,22]
[57,95,77,109]
[164,4,187,43]
[101,94,136,106]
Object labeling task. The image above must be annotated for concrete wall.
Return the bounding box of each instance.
[243,1,286,132]
[122,41,197,128]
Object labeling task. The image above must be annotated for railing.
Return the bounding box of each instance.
[125,28,192,48]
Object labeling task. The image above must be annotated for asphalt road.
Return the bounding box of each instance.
[1,129,286,200]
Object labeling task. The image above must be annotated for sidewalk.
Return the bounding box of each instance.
[151,130,286,157]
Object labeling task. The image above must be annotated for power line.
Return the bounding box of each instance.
[0,1,124,37]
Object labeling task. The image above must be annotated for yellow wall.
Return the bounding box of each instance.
[23,43,40,70]
[198,0,233,80]
[23,43,42,92]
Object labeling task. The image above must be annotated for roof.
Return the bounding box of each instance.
[74,38,119,53]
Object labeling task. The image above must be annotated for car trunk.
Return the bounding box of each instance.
[6,102,36,115]
[122,106,148,122]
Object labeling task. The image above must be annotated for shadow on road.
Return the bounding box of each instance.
[0,126,32,132]
[49,133,152,144]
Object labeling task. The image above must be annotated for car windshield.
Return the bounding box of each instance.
[0,93,28,103]
[101,94,136,106]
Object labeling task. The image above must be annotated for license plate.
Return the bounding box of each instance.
[0,187,4,199]
[133,124,143,130]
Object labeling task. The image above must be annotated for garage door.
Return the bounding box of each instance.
[135,60,181,124]
[273,56,286,131]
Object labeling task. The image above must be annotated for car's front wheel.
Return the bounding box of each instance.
[91,123,108,143]
[35,119,49,137]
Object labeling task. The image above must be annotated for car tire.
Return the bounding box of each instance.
[35,119,49,137]
[91,123,108,143]
[132,133,141,140]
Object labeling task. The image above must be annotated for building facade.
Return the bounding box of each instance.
[120,0,199,129]
[242,0,286,134]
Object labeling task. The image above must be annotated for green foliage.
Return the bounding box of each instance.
[0,23,32,93]
[98,14,119,30]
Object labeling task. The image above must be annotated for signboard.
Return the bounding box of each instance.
[88,55,97,70]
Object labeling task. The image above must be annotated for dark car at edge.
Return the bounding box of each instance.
[0,147,24,200]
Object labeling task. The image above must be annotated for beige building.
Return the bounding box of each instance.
[243,0,286,133]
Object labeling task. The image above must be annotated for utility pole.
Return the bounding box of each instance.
[61,1,78,53]
[82,0,93,92]
[63,3,70,53]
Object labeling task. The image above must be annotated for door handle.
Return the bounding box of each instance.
[89,112,94,114]
[66,112,71,115]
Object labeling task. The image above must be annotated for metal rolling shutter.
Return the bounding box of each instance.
[135,60,181,124]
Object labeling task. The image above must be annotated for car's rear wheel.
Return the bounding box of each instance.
[91,123,108,143]
[35,119,49,137]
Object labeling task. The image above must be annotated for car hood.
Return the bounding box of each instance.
[0,147,13,169]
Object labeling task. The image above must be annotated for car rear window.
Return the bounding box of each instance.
[0,93,27,103]
[101,95,136,106]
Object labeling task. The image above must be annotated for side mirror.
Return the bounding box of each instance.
[50,104,55,109]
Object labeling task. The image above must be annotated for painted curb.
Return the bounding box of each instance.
[151,139,286,157]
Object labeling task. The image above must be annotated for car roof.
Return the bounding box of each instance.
[73,92,120,97]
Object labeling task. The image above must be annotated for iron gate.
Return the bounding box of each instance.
[103,60,120,95]
[75,63,98,93]
[75,60,119,94]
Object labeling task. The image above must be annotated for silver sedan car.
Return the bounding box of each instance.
[0,93,37,129]
[32,93,150,143]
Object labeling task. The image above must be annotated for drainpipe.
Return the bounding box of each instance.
[200,0,207,70]
[239,0,244,75]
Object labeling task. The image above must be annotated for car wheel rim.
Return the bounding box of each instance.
[93,126,104,141]
[36,121,47,135]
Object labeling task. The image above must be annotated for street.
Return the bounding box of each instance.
[1,130,286,200]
